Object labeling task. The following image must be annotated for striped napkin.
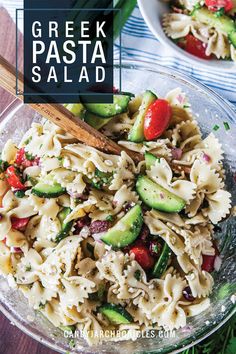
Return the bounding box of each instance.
[2,1,236,104]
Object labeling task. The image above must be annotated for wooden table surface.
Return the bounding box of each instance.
[0,6,56,354]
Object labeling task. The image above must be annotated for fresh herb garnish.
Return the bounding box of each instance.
[24,136,32,145]
[0,159,9,172]
[25,265,32,272]
[106,215,114,222]
[134,269,141,281]
[14,190,25,198]
[38,302,46,309]
[91,169,113,189]
[223,122,230,131]
[57,156,64,165]
[25,152,34,161]
[215,7,225,17]
[213,124,220,131]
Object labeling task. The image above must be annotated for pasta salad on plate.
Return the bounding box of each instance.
[163,0,236,61]
[0,88,233,345]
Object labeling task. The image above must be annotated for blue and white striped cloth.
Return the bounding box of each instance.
[116,6,236,105]
[2,1,236,104]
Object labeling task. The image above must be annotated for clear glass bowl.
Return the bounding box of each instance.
[0,60,236,354]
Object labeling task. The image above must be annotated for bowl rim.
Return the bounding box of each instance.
[0,58,236,354]
[137,0,236,71]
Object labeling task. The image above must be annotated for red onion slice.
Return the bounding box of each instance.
[202,153,211,163]
[171,148,183,160]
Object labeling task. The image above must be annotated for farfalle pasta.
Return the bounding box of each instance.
[0,88,233,347]
[163,1,236,61]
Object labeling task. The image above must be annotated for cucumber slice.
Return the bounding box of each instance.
[152,242,171,278]
[66,103,84,117]
[145,152,159,169]
[136,176,186,213]
[115,91,135,98]
[101,205,143,248]
[84,111,113,129]
[128,90,157,143]
[228,31,236,48]
[32,182,66,198]
[99,303,133,324]
[84,95,131,118]
[55,207,73,243]
[192,8,235,34]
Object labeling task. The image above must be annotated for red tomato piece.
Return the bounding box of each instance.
[144,99,172,140]
[15,148,39,168]
[5,166,25,190]
[185,34,211,60]
[205,0,233,12]
[130,245,155,270]
[202,254,216,272]
[11,216,30,230]
[15,148,25,165]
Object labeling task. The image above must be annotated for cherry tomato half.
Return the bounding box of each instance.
[5,166,25,190]
[144,99,172,141]
[205,0,233,12]
[15,148,39,168]
[130,245,155,270]
[185,35,211,60]
[11,217,30,231]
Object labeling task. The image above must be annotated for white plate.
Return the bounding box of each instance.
[138,0,236,71]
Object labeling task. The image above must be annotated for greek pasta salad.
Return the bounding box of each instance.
[0,88,233,345]
[163,0,236,61]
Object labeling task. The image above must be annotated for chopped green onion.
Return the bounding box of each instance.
[106,215,113,222]
[190,2,202,15]
[0,159,9,172]
[14,190,25,198]
[215,7,225,18]
[213,124,220,131]
[223,122,230,131]
[25,152,34,161]
[38,302,46,309]
[24,136,32,145]
[134,269,141,281]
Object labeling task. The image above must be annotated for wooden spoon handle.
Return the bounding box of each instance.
[0,55,143,163]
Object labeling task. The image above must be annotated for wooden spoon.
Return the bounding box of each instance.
[0,55,143,163]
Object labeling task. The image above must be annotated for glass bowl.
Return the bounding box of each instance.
[0,60,236,354]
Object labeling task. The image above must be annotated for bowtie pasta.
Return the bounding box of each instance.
[0,88,233,346]
[162,0,236,61]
